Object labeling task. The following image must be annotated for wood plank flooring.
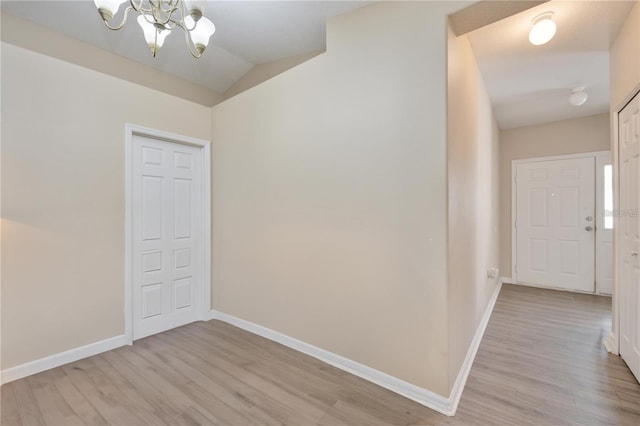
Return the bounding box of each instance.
[2,284,640,425]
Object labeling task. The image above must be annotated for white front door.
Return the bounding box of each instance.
[515,158,595,292]
[619,92,640,382]
[132,135,203,339]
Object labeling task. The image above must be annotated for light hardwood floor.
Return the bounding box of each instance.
[2,284,640,425]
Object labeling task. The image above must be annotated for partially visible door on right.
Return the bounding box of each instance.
[619,91,640,383]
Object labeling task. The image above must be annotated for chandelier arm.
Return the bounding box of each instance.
[179,23,203,58]
[152,26,158,58]
[103,5,134,31]
[158,6,181,28]
[129,0,144,12]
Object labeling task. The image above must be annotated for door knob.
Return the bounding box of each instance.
[632,251,638,257]
[585,226,593,231]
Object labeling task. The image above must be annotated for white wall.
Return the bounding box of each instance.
[210,1,470,396]
[498,113,611,276]
[446,23,501,386]
[1,43,212,369]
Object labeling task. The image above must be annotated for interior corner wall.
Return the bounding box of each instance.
[609,0,639,345]
[498,113,611,277]
[223,51,323,100]
[0,43,212,370]
[210,1,470,397]
[610,0,640,111]
[446,23,500,391]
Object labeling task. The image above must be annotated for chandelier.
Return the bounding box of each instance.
[93,1,216,58]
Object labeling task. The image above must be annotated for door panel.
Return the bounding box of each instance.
[132,135,203,339]
[619,92,640,382]
[515,157,595,292]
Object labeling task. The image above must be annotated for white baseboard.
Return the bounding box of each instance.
[208,280,502,417]
[604,331,618,355]
[208,310,452,414]
[1,280,503,413]
[500,276,514,284]
[447,279,503,414]
[1,334,128,385]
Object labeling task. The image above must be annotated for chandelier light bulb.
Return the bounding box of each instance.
[529,12,556,46]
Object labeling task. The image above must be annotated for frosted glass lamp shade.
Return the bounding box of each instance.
[529,13,556,46]
[186,16,216,53]
[137,15,171,55]
[93,0,127,21]
[184,0,205,21]
[569,90,588,106]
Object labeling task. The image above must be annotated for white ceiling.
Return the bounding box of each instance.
[468,0,635,129]
[1,0,370,93]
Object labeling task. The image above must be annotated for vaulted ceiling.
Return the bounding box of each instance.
[2,1,636,129]
[1,0,370,94]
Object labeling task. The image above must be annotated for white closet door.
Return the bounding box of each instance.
[515,158,595,292]
[619,92,640,382]
[132,135,203,339]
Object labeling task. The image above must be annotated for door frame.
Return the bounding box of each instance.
[511,150,610,292]
[608,85,640,356]
[124,123,211,345]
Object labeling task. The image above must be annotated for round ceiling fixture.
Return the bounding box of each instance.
[569,87,588,107]
[529,12,556,46]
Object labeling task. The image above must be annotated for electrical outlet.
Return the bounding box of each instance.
[487,267,499,279]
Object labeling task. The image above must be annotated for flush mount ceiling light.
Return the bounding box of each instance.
[528,12,556,46]
[569,87,588,106]
[93,0,216,58]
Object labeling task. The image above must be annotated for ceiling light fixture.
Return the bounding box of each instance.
[93,0,216,58]
[569,87,588,106]
[528,12,556,46]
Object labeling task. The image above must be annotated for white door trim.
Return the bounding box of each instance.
[511,150,610,287]
[595,151,613,295]
[124,123,211,345]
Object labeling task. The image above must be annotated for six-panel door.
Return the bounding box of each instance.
[132,135,203,339]
[515,157,595,292]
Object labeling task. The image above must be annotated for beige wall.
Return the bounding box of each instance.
[610,1,640,111]
[499,113,611,277]
[224,51,323,100]
[610,0,640,343]
[1,43,212,369]
[211,1,470,396]
[446,24,501,386]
